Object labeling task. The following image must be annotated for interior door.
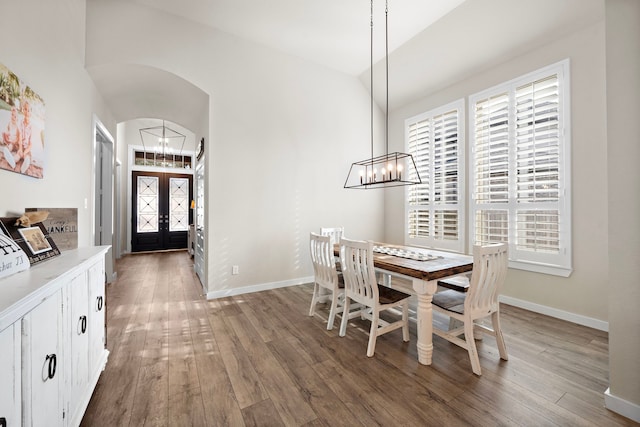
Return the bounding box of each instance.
[131,171,193,252]
[94,122,115,281]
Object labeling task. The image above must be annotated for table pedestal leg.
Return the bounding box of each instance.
[413,279,437,365]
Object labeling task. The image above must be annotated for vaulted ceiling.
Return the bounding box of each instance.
[113,0,467,76]
[86,0,604,130]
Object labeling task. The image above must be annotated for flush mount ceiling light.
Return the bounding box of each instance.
[139,120,186,158]
[344,0,421,189]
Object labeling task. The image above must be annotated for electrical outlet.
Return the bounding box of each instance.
[232,265,239,275]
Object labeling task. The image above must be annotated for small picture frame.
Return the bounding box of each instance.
[0,217,60,265]
[18,226,52,254]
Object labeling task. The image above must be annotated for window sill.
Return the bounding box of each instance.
[508,259,572,277]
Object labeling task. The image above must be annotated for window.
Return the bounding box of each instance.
[405,99,465,252]
[469,60,571,276]
[134,150,192,169]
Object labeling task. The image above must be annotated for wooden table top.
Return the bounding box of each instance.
[334,242,473,282]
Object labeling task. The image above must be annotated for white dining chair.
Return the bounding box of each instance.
[320,227,344,246]
[309,232,344,330]
[321,226,344,271]
[339,238,411,357]
[431,243,509,375]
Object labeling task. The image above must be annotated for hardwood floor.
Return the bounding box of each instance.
[81,251,636,426]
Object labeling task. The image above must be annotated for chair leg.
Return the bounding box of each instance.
[366,310,379,357]
[464,319,482,375]
[491,311,509,361]
[326,291,339,330]
[402,302,410,342]
[308,283,319,316]
[339,297,351,337]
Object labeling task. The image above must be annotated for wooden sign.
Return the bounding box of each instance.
[26,207,78,251]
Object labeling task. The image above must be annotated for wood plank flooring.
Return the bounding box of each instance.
[81,251,636,426]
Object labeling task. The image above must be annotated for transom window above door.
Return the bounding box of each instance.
[134,150,192,170]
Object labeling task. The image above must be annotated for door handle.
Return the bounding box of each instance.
[79,315,87,334]
[45,353,57,379]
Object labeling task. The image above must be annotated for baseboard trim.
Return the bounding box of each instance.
[206,276,314,299]
[205,281,609,331]
[499,295,609,331]
[604,387,640,423]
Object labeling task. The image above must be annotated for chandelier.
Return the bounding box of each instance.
[344,0,421,189]
[139,120,186,159]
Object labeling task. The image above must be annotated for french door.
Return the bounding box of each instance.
[131,171,193,252]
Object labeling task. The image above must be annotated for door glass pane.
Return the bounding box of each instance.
[137,176,158,233]
[196,165,204,229]
[169,177,189,232]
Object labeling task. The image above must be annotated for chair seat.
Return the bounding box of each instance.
[432,289,465,314]
[437,275,469,292]
[378,284,411,305]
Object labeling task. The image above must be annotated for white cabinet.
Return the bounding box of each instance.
[0,247,110,427]
[22,290,64,426]
[0,324,21,427]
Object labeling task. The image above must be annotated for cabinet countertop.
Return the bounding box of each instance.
[0,246,110,332]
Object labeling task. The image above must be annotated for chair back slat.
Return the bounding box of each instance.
[465,243,508,316]
[310,233,339,290]
[320,227,344,246]
[339,238,378,306]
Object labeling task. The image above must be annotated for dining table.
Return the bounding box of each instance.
[335,242,473,366]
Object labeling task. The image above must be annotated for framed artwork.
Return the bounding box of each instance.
[0,62,46,178]
[18,226,52,255]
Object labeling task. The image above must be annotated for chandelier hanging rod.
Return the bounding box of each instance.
[343,0,421,189]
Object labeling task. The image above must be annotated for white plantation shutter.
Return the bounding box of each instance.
[470,60,571,276]
[473,93,509,205]
[406,99,464,252]
[408,119,430,206]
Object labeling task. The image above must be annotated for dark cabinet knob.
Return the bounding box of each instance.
[96,296,103,311]
[0,416,6,427]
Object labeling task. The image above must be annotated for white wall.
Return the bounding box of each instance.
[86,0,386,295]
[0,0,115,247]
[385,21,609,323]
[605,0,640,417]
